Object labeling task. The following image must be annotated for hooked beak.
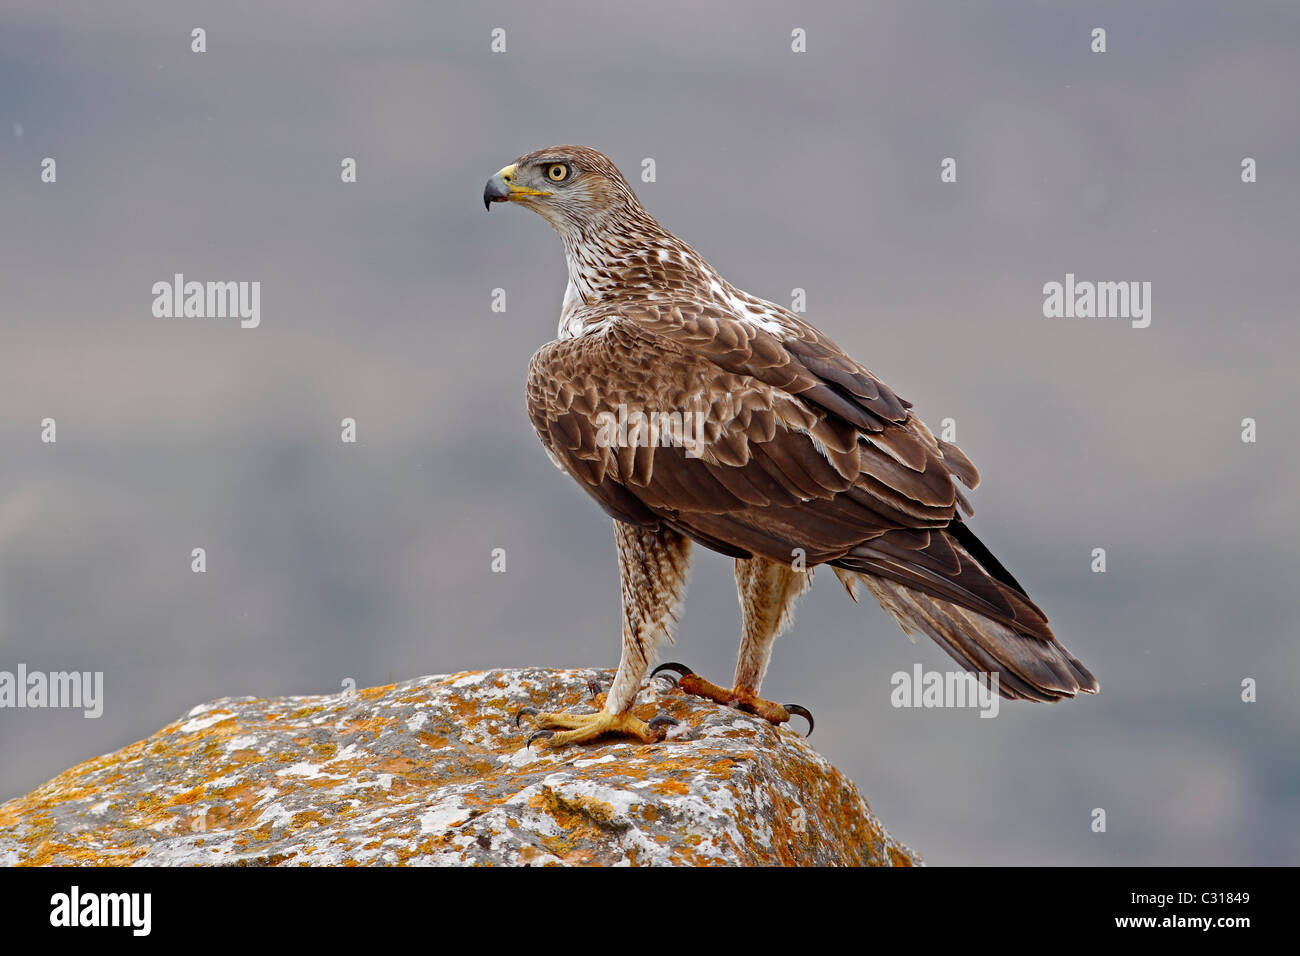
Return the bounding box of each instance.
[483,163,550,210]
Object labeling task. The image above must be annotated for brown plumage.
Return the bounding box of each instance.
[485,145,1096,745]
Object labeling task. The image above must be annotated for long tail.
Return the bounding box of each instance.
[832,523,1098,702]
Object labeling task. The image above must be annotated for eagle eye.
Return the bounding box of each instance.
[546,163,570,183]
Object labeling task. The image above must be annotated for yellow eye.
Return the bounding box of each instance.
[546,163,569,182]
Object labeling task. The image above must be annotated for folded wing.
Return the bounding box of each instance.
[526,301,1097,700]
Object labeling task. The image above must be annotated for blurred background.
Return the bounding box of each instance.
[1,0,1297,864]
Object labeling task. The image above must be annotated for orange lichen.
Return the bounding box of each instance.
[164,785,206,807]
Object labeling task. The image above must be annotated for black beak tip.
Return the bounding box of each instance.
[483,175,513,211]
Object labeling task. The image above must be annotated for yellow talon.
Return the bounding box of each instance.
[523,709,676,748]
[651,662,815,736]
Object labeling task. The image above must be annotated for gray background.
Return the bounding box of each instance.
[2,0,1297,865]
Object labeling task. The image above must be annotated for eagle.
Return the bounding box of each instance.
[484,145,1097,747]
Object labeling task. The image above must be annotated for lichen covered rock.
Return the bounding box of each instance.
[0,667,919,866]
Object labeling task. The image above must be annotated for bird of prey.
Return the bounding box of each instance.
[484,145,1097,747]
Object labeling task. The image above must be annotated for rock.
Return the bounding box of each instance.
[0,667,920,866]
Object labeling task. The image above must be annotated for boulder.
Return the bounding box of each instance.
[0,667,920,866]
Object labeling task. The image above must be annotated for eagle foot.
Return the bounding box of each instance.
[515,706,677,749]
[651,662,814,737]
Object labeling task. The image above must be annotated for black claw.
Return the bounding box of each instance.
[587,678,603,699]
[515,706,540,727]
[784,704,815,737]
[648,715,678,732]
[526,730,554,749]
[651,662,694,686]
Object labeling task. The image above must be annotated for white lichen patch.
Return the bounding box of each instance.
[418,798,469,834]
[276,761,329,779]
[179,712,231,735]
[572,753,617,768]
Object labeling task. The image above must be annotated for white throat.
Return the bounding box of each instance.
[557,277,586,339]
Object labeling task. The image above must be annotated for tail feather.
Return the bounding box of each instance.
[833,552,1098,703]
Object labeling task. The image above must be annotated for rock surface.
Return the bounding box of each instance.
[0,667,920,866]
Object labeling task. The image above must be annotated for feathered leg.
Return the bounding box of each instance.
[520,521,692,747]
[733,556,814,695]
[654,556,815,734]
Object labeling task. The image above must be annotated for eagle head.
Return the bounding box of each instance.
[482,145,642,230]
